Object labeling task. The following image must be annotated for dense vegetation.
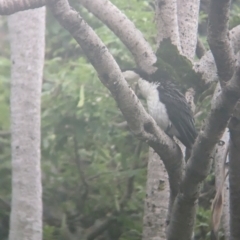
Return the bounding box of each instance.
[0,1,240,239]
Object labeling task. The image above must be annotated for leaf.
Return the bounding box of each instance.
[77,85,85,108]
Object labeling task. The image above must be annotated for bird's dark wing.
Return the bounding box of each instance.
[157,82,197,148]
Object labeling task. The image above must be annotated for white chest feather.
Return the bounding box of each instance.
[137,79,170,131]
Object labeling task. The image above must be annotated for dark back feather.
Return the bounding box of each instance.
[122,68,198,148]
[157,81,197,148]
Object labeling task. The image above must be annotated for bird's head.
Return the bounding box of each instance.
[122,69,159,99]
[122,69,142,93]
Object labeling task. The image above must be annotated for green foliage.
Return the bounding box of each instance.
[230,1,240,29]
[194,207,212,240]
[41,3,152,240]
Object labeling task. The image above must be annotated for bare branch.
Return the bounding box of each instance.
[167,65,240,240]
[207,0,235,85]
[194,25,240,86]
[0,0,45,15]
[47,0,183,213]
[143,149,170,240]
[211,139,229,239]
[8,7,45,240]
[155,0,181,50]
[177,0,200,59]
[77,0,156,73]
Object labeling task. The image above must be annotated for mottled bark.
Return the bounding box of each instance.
[0,0,45,15]
[177,0,200,59]
[207,0,235,85]
[8,7,45,240]
[194,25,240,86]
[213,128,230,240]
[142,150,169,240]
[211,84,230,240]
[155,0,181,50]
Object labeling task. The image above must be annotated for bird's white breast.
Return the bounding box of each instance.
[138,79,170,131]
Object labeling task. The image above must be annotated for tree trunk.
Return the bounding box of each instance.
[213,129,230,239]
[8,7,45,240]
[142,149,169,240]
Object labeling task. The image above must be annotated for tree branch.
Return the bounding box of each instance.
[3,1,240,92]
[177,0,200,59]
[167,65,240,240]
[207,0,235,86]
[194,25,240,86]
[0,0,45,15]
[77,0,156,73]
[155,0,181,50]
[47,0,183,216]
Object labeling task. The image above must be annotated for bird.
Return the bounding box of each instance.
[122,68,197,149]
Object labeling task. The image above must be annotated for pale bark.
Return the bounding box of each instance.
[177,0,200,59]
[155,0,181,50]
[194,25,240,86]
[0,0,45,15]
[77,0,156,73]
[207,0,235,85]
[211,83,230,240]
[153,2,185,238]
[142,150,169,240]
[230,25,240,54]
[213,126,230,240]
[8,7,45,240]
[223,174,230,240]
[211,86,230,240]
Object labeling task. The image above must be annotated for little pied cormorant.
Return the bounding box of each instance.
[123,68,197,149]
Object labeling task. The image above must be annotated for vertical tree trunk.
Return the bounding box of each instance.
[8,7,45,240]
[213,129,230,239]
[177,0,200,59]
[142,150,169,240]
